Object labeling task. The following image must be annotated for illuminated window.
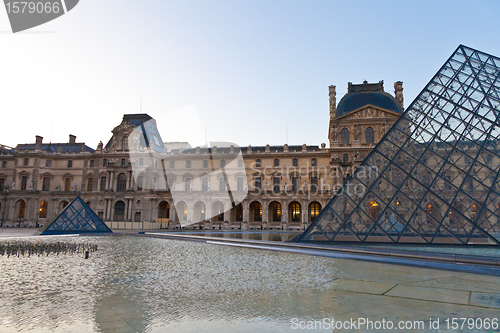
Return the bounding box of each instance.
[309,202,321,221]
[18,200,26,218]
[291,202,301,222]
[367,201,380,220]
[271,202,281,221]
[39,201,48,218]
[64,178,71,191]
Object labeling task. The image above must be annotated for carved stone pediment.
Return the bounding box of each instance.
[335,105,401,121]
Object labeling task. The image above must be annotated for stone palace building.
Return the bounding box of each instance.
[0,80,404,229]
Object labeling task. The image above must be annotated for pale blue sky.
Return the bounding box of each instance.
[1,0,499,149]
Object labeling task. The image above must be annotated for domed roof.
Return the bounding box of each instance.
[336,81,403,118]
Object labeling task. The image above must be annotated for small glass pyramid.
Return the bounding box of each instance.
[40,197,112,235]
[298,45,500,245]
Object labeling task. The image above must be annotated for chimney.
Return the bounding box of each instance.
[69,134,76,144]
[35,135,43,150]
[394,81,404,108]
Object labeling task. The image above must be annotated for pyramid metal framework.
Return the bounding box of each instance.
[40,197,113,235]
[298,45,500,245]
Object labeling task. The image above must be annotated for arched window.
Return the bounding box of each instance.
[39,201,48,218]
[186,160,191,168]
[114,201,125,221]
[290,202,301,222]
[340,128,349,144]
[367,201,380,220]
[122,136,128,150]
[311,158,317,167]
[255,159,261,167]
[203,160,208,168]
[235,203,243,221]
[365,127,374,143]
[158,201,170,219]
[293,158,298,167]
[18,200,26,218]
[117,173,127,192]
[271,202,281,222]
[309,202,321,222]
[274,158,279,167]
[121,158,126,166]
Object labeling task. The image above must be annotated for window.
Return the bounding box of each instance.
[42,177,50,191]
[274,158,279,167]
[255,159,261,167]
[237,177,243,191]
[184,178,192,191]
[367,201,381,220]
[170,160,175,168]
[122,136,128,150]
[366,127,374,143]
[309,202,321,221]
[255,177,261,190]
[103,159,108,166]
[271,202,281,222]
[220,160,226,168]
[21,176,28,190]
[134,212,141,222]
[121,158,126,166]
[291,202,300,222]
[68,160,73,168]
[186,160,191,168]
[238,159,244,168]
[311,158,317,167]
[18,200,26,218]
[137,176,143,191]
[273,177,280,192]
[114,201,125,221]
[117,173,127,192]
[64,178,71,191]
[311,176,318,191]
[90,160,95,167]
[219,178,225,191]
[168,177,175,191]
[202,178,208,191]
[100,176,107,191]
[340,128,349,144]
[39,201,48,218]
[203,160,208,168]
[86,201,91,208]
[46,159,52,167]
[2,161,6,168]
[292,177,298,191]
[293,158,298,167]
[87,177,94,191]
[343,154,349,163]
[253,202,262,222]
[0,178,4,191]
[24,158,29,166]
[139,158,144,166]
[235,203,243,222]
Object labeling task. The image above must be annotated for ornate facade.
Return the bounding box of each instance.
[0,81,403,230]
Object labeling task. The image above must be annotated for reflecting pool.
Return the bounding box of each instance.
[1,235,500,332]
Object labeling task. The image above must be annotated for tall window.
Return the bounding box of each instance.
[42,177,50,191]
[137,176,143,191]
[87,177,94,191]
[255,159,261,167]
[18,200,26,218]
[219,178,225,191]
[220,160,226,168]
[24,158,29,166]
[45,159,52,167]
[367,201,380,220]
[139,158,144,166]
[64,178,71,191]
[365,127,375,143]
[121,158,126,166]
[311,158,317,167]
[274,158,279,167]
[203,160,208,168]
[273,177,280,192]
[238,159,244,168]
[343,154,349,163]
[117,173,127,192]
[255,177,261,190]
[103,159,107,166]
[237,177,243,191]
[235,203,243,221]
[293,158,298,167]
[122,136,128,150]
[114,201,125,221]
[271,202,281,222]
[21,176,28,190]
[292,177,298,191]
[253,202,262,221]
[2,161,6,168]
[170,160,175,168]
[100,176,107,191]
[0,178,4,191]
[186,160,191,168]
[184,178,192,191]
[90,160,95,167]
[311,176,318,191]
[202,178,208,191]
[309,202,321,221]
[291,202,300,222]
[68,160,73,168]
[39,201,48,218]
[340,128,349,144]
[168,177,175,191]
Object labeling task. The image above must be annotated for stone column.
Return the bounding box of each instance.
[262,200,269,223]
[128,199,133,221]
[243,200,249,222]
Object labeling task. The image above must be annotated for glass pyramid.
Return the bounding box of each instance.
[298,45,500,245]
[40,197,113,235]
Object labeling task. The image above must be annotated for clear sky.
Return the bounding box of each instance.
[1,0,500,149]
